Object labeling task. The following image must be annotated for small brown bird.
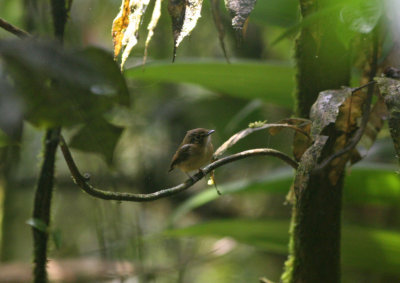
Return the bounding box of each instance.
[169,128,215,178]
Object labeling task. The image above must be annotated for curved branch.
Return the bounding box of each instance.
[60,136,298,202]
[0,18,30,38]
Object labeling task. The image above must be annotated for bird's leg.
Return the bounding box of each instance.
[210,170,221,195]
[199,168,221,195]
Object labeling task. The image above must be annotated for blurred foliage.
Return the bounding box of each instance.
[0,0,399,282]
[0,39,129,163]
[165,219,400,276]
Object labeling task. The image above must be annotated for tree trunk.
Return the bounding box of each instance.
[282,0,351,282]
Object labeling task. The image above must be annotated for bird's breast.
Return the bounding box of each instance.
[177,142,213,172]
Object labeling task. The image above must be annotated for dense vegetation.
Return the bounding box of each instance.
[1,0,400,282]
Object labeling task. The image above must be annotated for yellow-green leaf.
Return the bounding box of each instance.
[112,0,150,68]
[144,0,164,64]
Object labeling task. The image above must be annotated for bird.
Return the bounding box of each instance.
[169,128,215,178]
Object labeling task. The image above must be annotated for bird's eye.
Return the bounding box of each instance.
[190,134,202,143]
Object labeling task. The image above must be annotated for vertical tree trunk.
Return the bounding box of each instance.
[282,0,351,282]
[32,127,60,283]
[31,1,69,281]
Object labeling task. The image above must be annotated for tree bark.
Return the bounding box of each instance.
[282,0,351,282]
[32,127,60,283]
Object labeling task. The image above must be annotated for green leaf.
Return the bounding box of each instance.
[166,219,400,275]
[0,129,11,148]
[170,163,400,223]
[69,118,124,165]
[26,218,48,233]
[344,163,400,206]
[126,61,295,107]
[0,39,129,127]
[250,0,299,27]
[273,0,382,46]
[51,229,62,250]
[272,5,342,45]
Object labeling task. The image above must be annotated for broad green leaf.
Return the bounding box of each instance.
[339,0,383,34]
[126,61,295,107]
[69,118,124,165]
[272,5,342,45]
[0,40,129,128]
[273,0,382,46]
[171,163,400,223]
[251,0,299,27]
[166,219,400,275]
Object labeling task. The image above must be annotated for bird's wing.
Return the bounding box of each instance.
[169,144,192,172]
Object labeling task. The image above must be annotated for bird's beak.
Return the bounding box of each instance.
[206,129,215,136]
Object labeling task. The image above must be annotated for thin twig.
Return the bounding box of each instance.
[60,135,298,202]
[214,122,311,158]
[0,18,30,38]
[350,80,376,93]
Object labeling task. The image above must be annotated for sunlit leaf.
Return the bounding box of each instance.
[339,0,383,34]
[112,0,150,68]
[224,0,257,31]
[168,0,204,61]
[112,0,130,58]
[126,61,295,107]
[166,219,400,275]
[144,0,163,64]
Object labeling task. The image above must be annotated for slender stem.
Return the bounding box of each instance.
[60,135,298,202]
[31,1,70,282]
[32,127,61,283]
[0,17,30,38]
